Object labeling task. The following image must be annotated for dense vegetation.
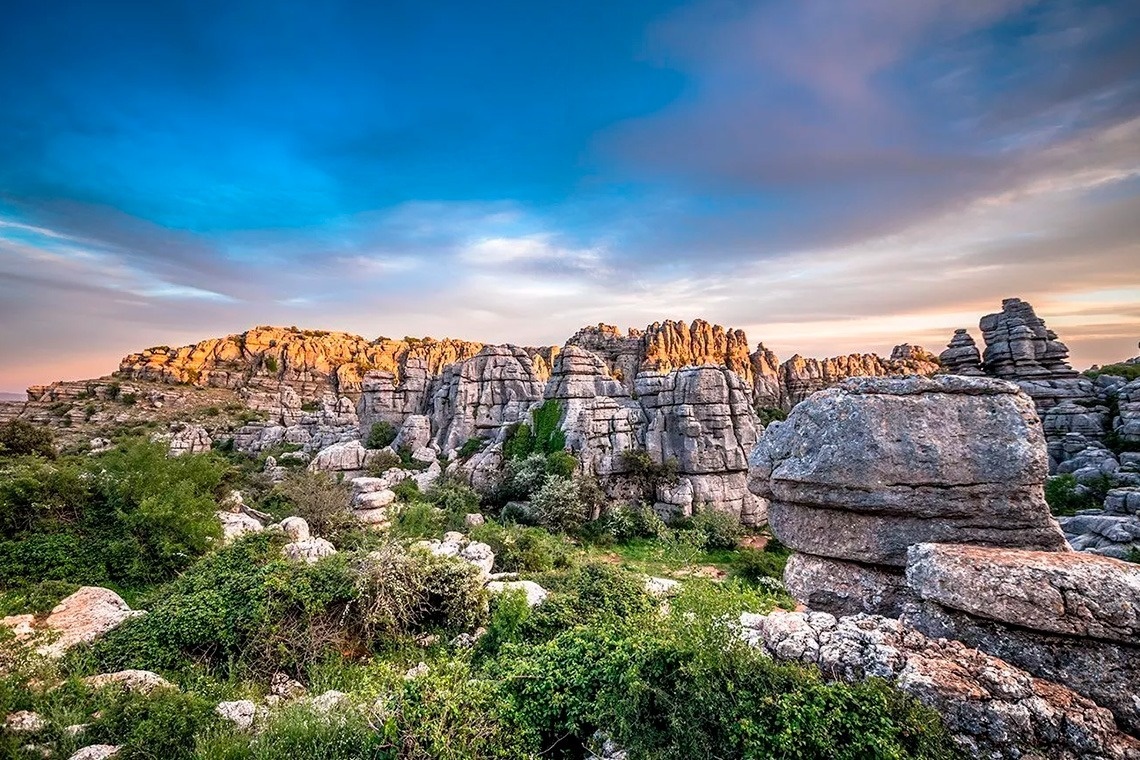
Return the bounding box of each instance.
[0,416,963,759]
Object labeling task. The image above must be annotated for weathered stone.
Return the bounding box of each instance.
[215,700,257,730]
[905,543,1140,644]
[938,329,984,375]
[751,375,1068,565]
[308,440,372,474]
[740,610,1140,759]
[38,587,145,657]
[166,424,212,456]
[783,553,912,617]
[279,516,311,541]
[217,510,263,544]
[68,746,121,760]
[85,670,176,694]
[5,711,47,734]
[282,537,336,564]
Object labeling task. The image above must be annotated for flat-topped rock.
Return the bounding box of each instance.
[906,543,1140,644]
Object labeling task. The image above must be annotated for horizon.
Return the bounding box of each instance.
[3,1,1140,391]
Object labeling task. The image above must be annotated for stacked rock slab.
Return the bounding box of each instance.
[749,375,1069,597]
[748,375,1140,740]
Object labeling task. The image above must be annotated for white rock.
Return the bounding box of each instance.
[4,710,46,733]
[279,516,311,541]
[215,700,257,730]
[645,577,681,597]
[355,489,395,509]
[68,746,121,760]
[352,508,390,526]
[282,538,336,564]
[404,662,429,680]
[460,542,495,575]
[464,513,486,528]
[411,446,437,464]
[309,690,347,713]
[39,587,145,658]
[85,670,176,694]
[217,511,263,544]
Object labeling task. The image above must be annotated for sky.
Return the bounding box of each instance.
[2,0,1139,391]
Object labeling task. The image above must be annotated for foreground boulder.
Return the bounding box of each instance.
[29,587,144,658]
[750,375,1068,570]
[740,610,1140,760]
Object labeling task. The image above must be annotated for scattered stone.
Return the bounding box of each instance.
[269,672,307,700]
[217,510,263,544]
[85,670,176,694]
[459,541,495,576]
[68,746,121,760]
[486,580,549,607]
[279,516,310,541]
[464,513,486,528]
[5,711,47,734]
[167,424,212,456]
[215,700,257,730]
[644,577,681,597]
[404,662,429,680]
[38,587,145,658]
[309,690,347,713]
[281,537,336,564]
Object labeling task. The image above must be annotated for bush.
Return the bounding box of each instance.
[275,471,355,541]
[392,477,421,503]
[1044,474,1098,515]
[531,475,590,533]
[263,356,279,374]
[593,502,667,543]
[85,686,220,760]
[391,501,445,540]
[470,522,573,573]
[366,449,401,475]
[1084,363,1140,381]
[457,437,484,459]
[503,400,566,461]
[0,420,56,458]
[687,508,743,550]
[198,702,389,760]
[365,421,397,449]
[757,406,789,426]
[621,449,679,500]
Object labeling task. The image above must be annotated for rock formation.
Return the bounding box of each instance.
[739,610,1140,759]
[747,375,1140,739]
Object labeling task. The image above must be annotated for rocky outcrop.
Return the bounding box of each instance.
[739,610,1140,759]
[1117,379,1140,446]
[750,375,1068,569]
[10,587,146,658]
[903,543,1140,736]
[776,348,940,408]
[938,329,984,375]
[747,377,1140,738]
[119,326,486,398]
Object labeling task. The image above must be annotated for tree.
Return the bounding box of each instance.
[0,420,56,459]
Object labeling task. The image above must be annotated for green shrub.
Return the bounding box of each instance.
[531,475,589,533]
[757,406,789,426]
[470,522,573,573]
[457,437,484,459]
[686,508,743,550]
[367,449,401,475]
[300,400,319,413]
[120,392,139,405]
[365,421,397,449]
[1044,474,1098,515]
[425,479,480,515]
[85,686,220,760]
[263,356,279,374]
[1084,363,1140,381]
[392,477,421,503]
[0,420,56,459]
[621,450,679,500]
[200,702,389,760]
[391,501,445,540]
[593,502,667,543]
[503,400,566,461]
[274,471,355,542]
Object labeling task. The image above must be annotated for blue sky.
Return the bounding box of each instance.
[2,0,1139,390]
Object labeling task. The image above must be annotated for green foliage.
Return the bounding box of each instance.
[392,477,421,503]
[391,501,445,540]
[591,502,667,543]
[683,508,744,550]
[0,443,225,590]
[1084,362,1140,381]
[367,449,401,475]
[737,538,792,584]
[366,420,397,449]
[397,445,431,471]
[503,400,567,461]
[757,406,789,426]
[530,476,590,533]
[0,579,79,616]
[263,355,279,374]
[121,392,139,405]
[425,479,480,515]
[197,702,390,760]
[457,437,484,459]
[85,686,219,760]
[1044,474,1099,516]
[0,419,56,459]
[621,449,679,500]
[274,471,356,542]
[470,521,573,573]
[300,400,319,412]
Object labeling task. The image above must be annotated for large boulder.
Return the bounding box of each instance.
[750,375,1069,567]
[36,587,144,657]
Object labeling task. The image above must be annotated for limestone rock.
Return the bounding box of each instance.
[751,375,1068,566]
[905,543,1140,644]
[166,424,212,456]
[783,553,912,617]
[938,329,984,375]
[69,746,121,760]
[393,414,432,451]
[282,537,336,564]
[308,440,372,474]
[279,516,310,541]
[644,577,681,597]
[5,711,47,734]
[739,610,1140,759]
[215,700,257,730]
[39,587,145,658]
[85,670,176,694]
[310,690,348,713]
[217,510,263,544]
[270,672,307,700]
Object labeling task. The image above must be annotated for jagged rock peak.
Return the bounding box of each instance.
[939,329,984,376]
[119,325,487,396]
[978,297,1079,380]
